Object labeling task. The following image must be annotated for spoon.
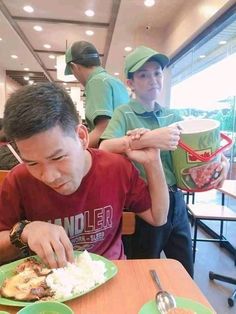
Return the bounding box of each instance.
[149,269,176,314]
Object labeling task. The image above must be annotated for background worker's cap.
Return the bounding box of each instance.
[124,46,169,78]
[64,41,100,75]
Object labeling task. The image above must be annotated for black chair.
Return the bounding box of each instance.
[184,191,195,205]
[209,271,236,307]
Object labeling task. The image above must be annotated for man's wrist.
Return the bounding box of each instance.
[124,136,132,151]
[9,220,31,253]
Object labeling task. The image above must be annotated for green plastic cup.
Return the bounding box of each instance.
[16,301,74,314]
[171,119,221,192]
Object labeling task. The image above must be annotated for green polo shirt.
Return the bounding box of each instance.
[85,67,129,130]
[101,99,182,185]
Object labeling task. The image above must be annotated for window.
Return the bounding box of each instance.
[169,5,236,177]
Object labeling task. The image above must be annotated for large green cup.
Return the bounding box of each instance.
[171,119,231,192]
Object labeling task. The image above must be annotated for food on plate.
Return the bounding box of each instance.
[0,250,106,302]
[184,162,221,189]
[167,308,196,314]
[0,258,53,301]
[46,250,106,299]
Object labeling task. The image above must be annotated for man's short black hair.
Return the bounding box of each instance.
[3,83,79,140]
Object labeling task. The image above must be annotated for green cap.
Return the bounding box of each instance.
[64,41,100,75]
[124,46,169,78]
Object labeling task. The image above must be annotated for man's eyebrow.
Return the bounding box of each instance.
[46,149,64,159]
[21,149,64,163]
[21,157,35,163]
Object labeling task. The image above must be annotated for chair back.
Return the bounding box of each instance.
[122,212,135,235]
[0,170,9,184]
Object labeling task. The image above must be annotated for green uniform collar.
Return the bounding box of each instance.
[128,99,163,115]
[86,66,106,84]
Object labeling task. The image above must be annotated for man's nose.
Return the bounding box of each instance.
[40,165,60,184]
[149,73,158,83]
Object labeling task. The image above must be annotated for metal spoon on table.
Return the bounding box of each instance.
[150,269,176,314]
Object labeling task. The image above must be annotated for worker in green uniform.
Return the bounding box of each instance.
[65,41,129,147]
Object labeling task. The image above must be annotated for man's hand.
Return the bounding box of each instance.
[22,221,74,268]
[126,128,150,140]
[126,146,160,165]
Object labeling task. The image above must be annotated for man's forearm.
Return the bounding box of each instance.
[143,158,169,226]
[0,231,22,265]
[99,137,130,153]
[100,130,162,153]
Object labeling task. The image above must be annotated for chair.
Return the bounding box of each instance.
[209,271,236,307]
[121,212,135,235]
[187,203,236,263]
[183,191,195,205]
[0,170,9,184]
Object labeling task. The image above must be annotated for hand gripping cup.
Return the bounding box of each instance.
[171,119,232,192]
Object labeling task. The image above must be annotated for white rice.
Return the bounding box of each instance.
[46,250,106,299]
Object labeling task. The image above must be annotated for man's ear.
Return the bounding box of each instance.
[70,63,80,76]
[76,124,89,149]
[127,79,134,91]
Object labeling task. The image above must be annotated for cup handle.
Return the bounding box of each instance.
[178,132,233,162]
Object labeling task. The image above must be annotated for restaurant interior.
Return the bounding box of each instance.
[0,0,236,313]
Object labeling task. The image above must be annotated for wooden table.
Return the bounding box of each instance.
[0,259,215,314]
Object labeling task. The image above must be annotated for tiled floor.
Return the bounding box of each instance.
[190,190,236,314]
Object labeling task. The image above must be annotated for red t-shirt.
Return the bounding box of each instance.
[0,149,151,259]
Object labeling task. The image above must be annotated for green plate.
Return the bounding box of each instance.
[139,297,214,314]
[0,251,118,307]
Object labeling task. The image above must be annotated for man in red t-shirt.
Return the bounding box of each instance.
[0,83,169,269]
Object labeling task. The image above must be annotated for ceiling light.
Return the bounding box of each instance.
[0,38,2,41]
[11,55,18,59]
[114,72,119,76]
[63,82,67,85]
[33,25,43,32]
[23,5,34,13]
[144,0,155,7]
[85,30,94,36]
[85,9,95,17]
[124,46,132,52]
[24,76,29,81]
[24,67,30,71]
[199,55,206,59]
[49,55,55,59]
[44,44,51,49]
[219,40,227,45]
